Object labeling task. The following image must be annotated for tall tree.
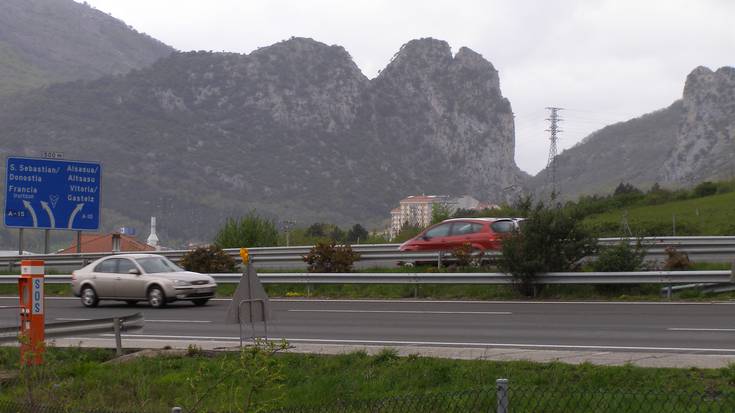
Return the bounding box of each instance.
[346,224,369,243]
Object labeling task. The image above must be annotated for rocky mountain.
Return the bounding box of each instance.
[0,37,525,247]
[530,66,735,199]
[0,0,173,96]
[662,67,735,183]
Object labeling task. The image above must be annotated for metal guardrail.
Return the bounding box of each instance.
[0,270,732,286]
[0,312,144,344]
[2,236,735,271]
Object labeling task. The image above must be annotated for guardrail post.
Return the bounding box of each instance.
[666,284,672,300]
[113,317,123,356]
[305,273,311,298]
[437,251,443,269]
[496,378,509,413]
[731,260,735,283]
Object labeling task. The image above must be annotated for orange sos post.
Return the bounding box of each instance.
[19,259,45,365]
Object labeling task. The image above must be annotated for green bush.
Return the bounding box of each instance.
[592,240,646,272]
[431,203,451,225]
[591,240,647,295]
[214,211,279,248]
[181,245,237,273]
[393,224,423,243]
[694,181,718,197]
[499,202,597,296]
[303,241,360,273]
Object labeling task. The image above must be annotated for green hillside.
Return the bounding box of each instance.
[583,191,735,237]
[0,42,48,96]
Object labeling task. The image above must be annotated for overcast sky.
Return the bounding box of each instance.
[80,0,734,175]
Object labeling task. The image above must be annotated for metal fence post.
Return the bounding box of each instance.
[113,317,122,356]
[496,378,509,413]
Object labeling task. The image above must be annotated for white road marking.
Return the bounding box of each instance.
[103,334,735,353]
[272,298,735,306]
[146,319,212,324]
[1,296,735,306]
[55,318,210,323]
[668,328,735,332]
[287,309,512,315]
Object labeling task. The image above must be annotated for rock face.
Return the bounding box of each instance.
[0,0,173,96]
[530,65,735,199]
[359,40,525,202]
[662,67,735,183]
[0,37,525,246]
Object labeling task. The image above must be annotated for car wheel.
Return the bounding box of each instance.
[147,286,166,308]
[125,300,138,306]
[81,286,99,308]
[192,299,209,306]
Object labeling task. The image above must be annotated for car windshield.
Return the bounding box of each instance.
[135,257,182,274]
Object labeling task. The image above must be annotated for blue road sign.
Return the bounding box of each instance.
[4,157,101,231]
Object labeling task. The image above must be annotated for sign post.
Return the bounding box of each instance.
[18,260,45,365]
[4,156,101,232]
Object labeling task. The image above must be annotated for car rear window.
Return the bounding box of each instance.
[490,220,516,233]
[451,222,484,235]
[135,257,181,274]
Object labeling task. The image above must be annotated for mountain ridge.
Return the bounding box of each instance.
[0,37,525,247]
[530,65,735,199]
[0,0,174,96]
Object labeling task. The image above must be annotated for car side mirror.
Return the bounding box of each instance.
[422,235,430,241]
[128,268,141,276]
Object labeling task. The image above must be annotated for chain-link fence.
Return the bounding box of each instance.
[269,379,735,413]
[502,385,735,412]
[267,388,495,413]
[0,401,147,413]
[4,379,735,413]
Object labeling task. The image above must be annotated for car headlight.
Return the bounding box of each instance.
[174,280,191,286]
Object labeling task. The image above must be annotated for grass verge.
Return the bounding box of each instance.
[1,346,734,412]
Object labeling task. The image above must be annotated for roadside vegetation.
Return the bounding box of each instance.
[1,346,735,412]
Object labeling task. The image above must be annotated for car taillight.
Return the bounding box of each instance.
[71,273,77,281]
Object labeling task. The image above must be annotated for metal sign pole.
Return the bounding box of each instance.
[76,230,82,253]
[18,229,24,255]
[44,229,50,254]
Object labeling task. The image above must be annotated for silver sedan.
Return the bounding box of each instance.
[71,254,217,308]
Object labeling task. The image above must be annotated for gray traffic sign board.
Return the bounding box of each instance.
[4,157,101,231]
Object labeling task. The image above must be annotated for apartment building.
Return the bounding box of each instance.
[388,195,499,240]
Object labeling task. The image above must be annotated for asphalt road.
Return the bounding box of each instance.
[2,296,735,354]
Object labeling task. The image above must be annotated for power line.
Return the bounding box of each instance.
[545,107,563,199]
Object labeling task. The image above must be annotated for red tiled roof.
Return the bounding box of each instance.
[399,195,447,203]
[59,233,155,254]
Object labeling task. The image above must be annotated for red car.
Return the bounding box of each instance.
[398,218,522,252]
